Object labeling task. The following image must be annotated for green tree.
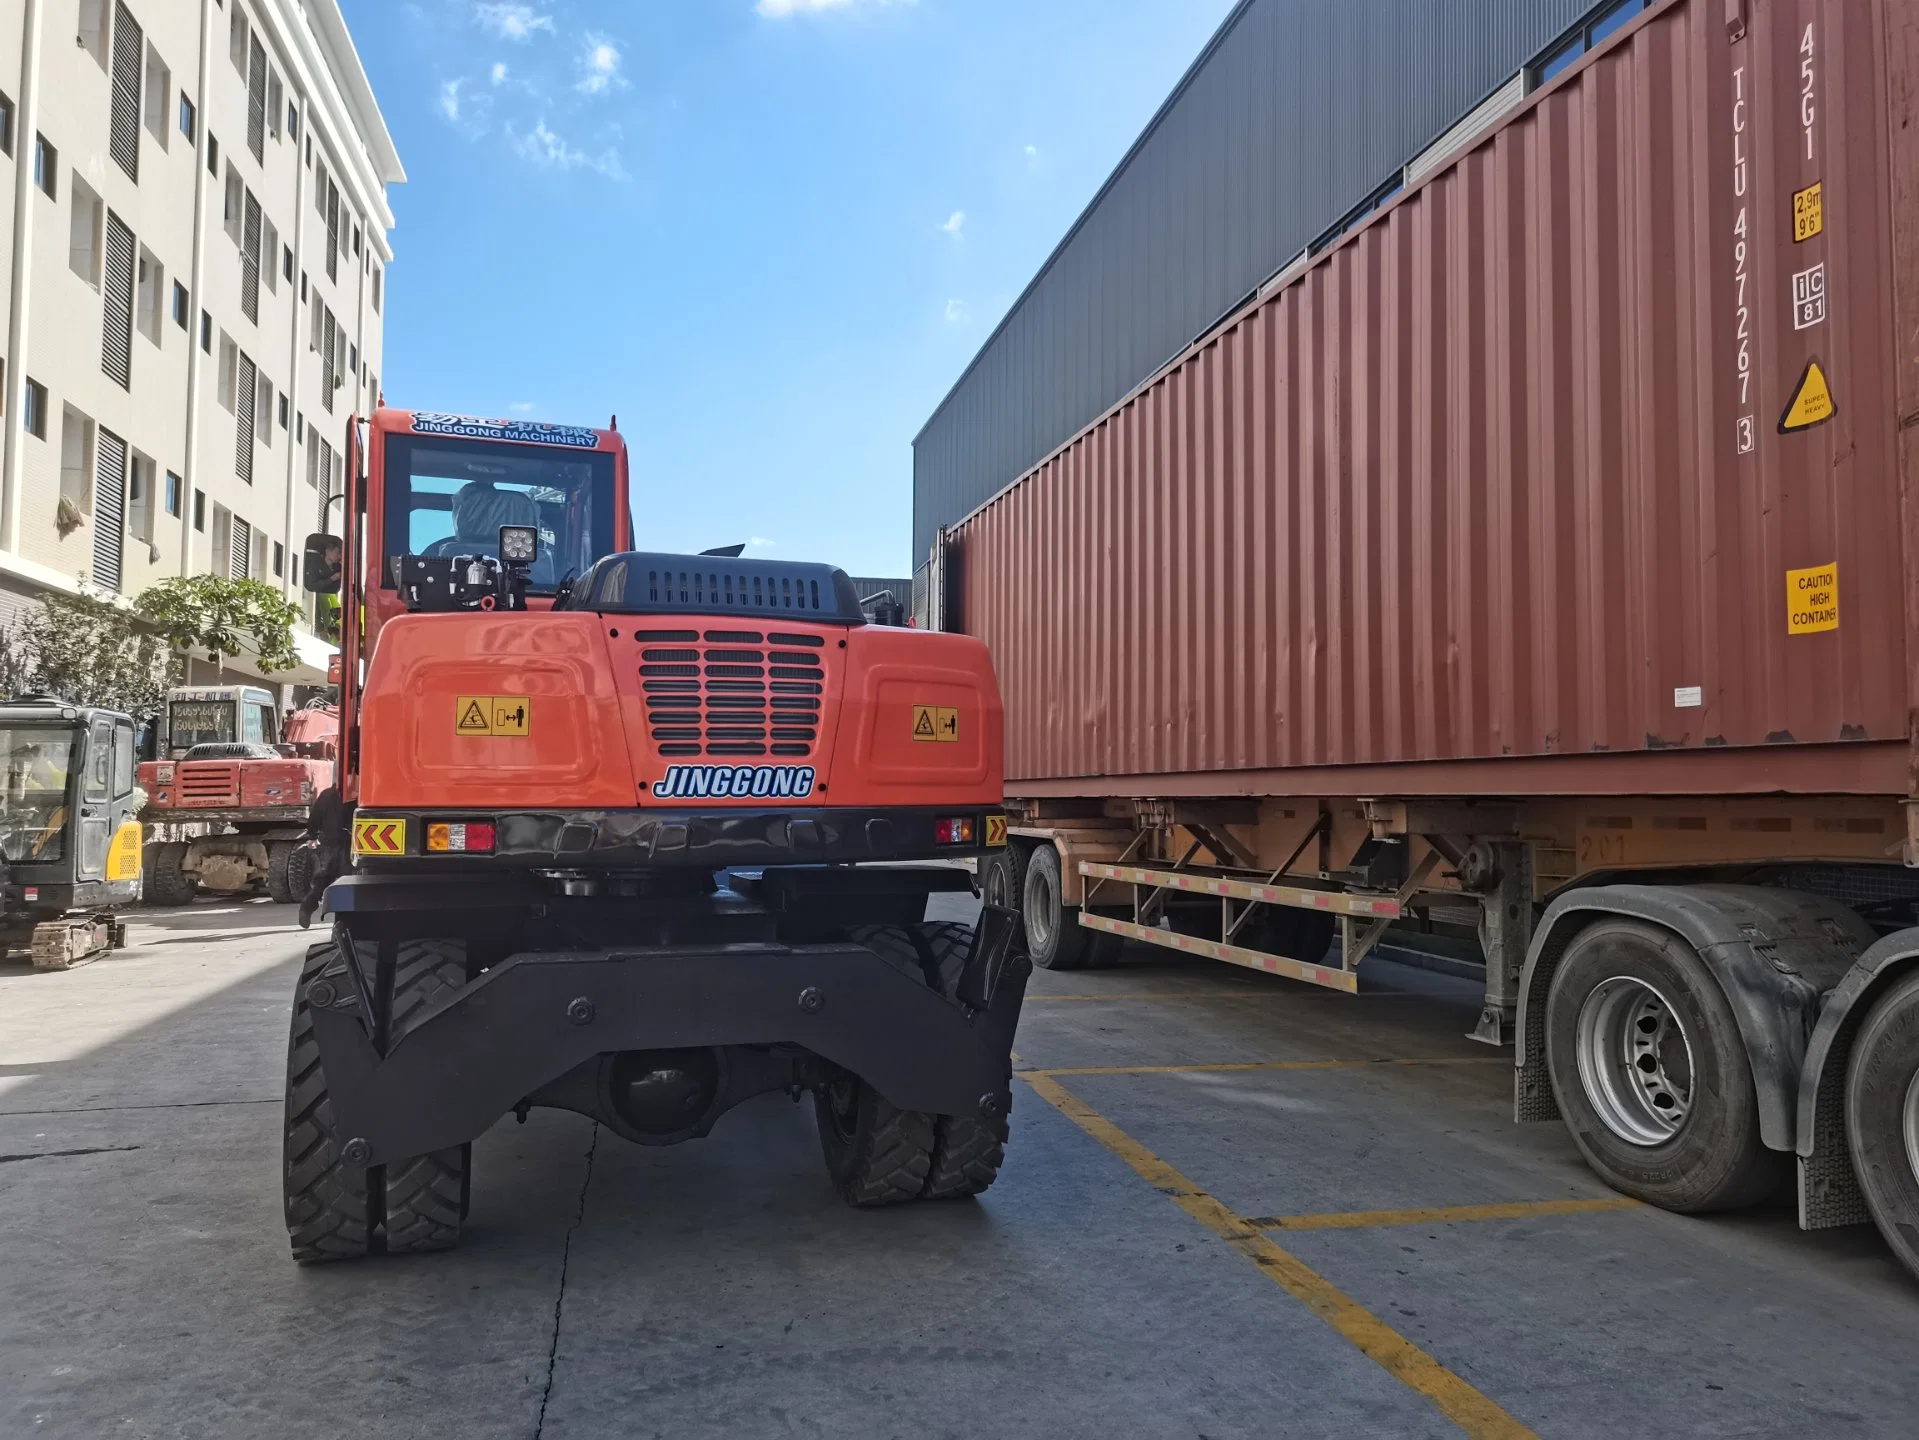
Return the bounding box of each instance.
[2,590,178,716]
[136,575,304,675]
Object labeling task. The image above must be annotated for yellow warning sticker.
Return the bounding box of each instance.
[911,705,960,743]
[1792,181,1823,243]
[455,695,532,737]
[1787,563,1839,635]
[1778,358,1836,433]
[353,817,407,855]
[984,814,1008,847]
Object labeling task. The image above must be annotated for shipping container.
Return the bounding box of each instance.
[950,0,1919,1281]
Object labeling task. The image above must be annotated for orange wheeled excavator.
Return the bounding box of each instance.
[286,409,1024,1261]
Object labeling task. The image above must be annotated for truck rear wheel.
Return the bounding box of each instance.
[1544,920,1783,1213]
[815,922,1009,1203]
[143,841,195,907]
[283,936,470,1262]
[1844,971,1919,1280]
[1022,844,1091,970]
[266,843,298,904]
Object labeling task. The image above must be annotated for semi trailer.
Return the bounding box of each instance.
[938,0,1919,1277]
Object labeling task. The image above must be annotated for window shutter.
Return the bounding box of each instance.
[247,35,267,163]
[109,4,142,182]
[320,440,335,529]
[236,351,257,483]
[241,190,261,323]
[101,212,135,390]
[325,181,339,283]
[93,428,127,593]
[231,516,251,580]
[321,312,336,414]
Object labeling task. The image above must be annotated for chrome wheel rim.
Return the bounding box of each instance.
[1904,1070,1919,1191]
[1575,975,1695,1146]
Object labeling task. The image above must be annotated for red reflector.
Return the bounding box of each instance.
[934,817,975,845]
[464,821,497,852]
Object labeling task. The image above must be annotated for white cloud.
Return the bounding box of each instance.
[756,0,916,17]
[945,299,966,322]
[748,537,776,548]
[511,120,627,180]
[475,3,553,41]
[439,78,465,122]
[940,210,965,238]
[577,36,625,95]
[508,401,536,413]
[491,61,509,84]
[1024,143,1040,168]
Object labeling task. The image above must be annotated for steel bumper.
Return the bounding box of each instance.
[308,908,1028,1167]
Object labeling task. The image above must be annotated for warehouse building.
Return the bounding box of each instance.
[0,0,401,685]
[912,0,1659,613]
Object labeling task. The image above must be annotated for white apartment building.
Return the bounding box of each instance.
[0,0,402,687]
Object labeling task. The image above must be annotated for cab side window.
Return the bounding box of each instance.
[113,723,136,797]
[244,703,270,744]
[87,720,113,801]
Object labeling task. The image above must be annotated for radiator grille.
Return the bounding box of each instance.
[639,629,825,759]
[178,764,239,803]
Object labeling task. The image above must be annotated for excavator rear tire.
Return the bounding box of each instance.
[143,842,196,907]
[283,936,470,1262]
[816,922,1009,1203]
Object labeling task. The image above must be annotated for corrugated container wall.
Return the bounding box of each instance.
[912,0,1605,566]
[951,0,1916,797]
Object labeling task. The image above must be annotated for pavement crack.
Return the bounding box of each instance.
[0,1144,142,1163]
[534,1121,598,1440]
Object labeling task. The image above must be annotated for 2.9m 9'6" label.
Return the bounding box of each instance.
[650,765,817,801]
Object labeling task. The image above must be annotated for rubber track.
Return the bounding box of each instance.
[284,941,368,1261]
[382,938,470,1254]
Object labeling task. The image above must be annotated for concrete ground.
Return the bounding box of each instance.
[3,897,1916,1439]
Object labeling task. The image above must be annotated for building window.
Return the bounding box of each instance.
[23,378,47,440]
[223,165,243,244]
[180,93,196,143]
[278,392,289,429]
[295,412,304,442]
[173,280,189,329]
[267,72,283,140]
[352,225,362,257]
[143,40,171,150]
[218,333,238,411]
[300,271,307,301]
[229,5,250,72]
[257,372,275,448]
[129,452,156,545]
[193,490,206,531]
[68,178,104,285]
[272,541,284,577]
[136,247,165,346]
[34,134,56,199]
[59,406,95,515]
[371,266,382,315]
[288,103,299,142]
[0,90,14,157]
[283,244,293,283]
[200,310,212,352]
[207,132,218,176]
[165,471,181,517]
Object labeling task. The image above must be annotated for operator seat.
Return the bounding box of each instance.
[420,482,555,585]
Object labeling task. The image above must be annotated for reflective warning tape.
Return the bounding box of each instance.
[353,817,406,856]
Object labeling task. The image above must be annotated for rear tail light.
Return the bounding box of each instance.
[934,817,976,846]
[426,821,497,854]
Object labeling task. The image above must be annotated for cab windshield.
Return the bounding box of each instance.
[383,435,617,593]
[169,700,236,751]
[0,727,76,862]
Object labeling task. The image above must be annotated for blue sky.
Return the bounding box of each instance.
[345,0,1236,576]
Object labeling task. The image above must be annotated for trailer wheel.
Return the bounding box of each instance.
[1545,920,1783,1212]
[143,842,196,907]
[284,940,370,1262]
[979,844,1027,916]
[1022,844,1091,970]
[1845,971,1919,1280]
[381,939,471,1254]
[266,843,298,904]
[285,843,315,907]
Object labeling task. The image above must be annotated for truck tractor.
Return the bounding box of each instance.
[138,687,336,905]
[286,409,1024,1261]
[0,697,144,967]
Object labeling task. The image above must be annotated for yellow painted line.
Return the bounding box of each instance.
[1022,1071,1538,1440]
[1251,1197,1643,1231]
[1019,1057,1507,1078]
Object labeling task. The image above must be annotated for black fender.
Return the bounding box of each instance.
[1793,927,1919,1228]
[1513,884,1871,1152]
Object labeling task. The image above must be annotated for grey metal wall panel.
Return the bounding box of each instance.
[912,0,1602,565]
